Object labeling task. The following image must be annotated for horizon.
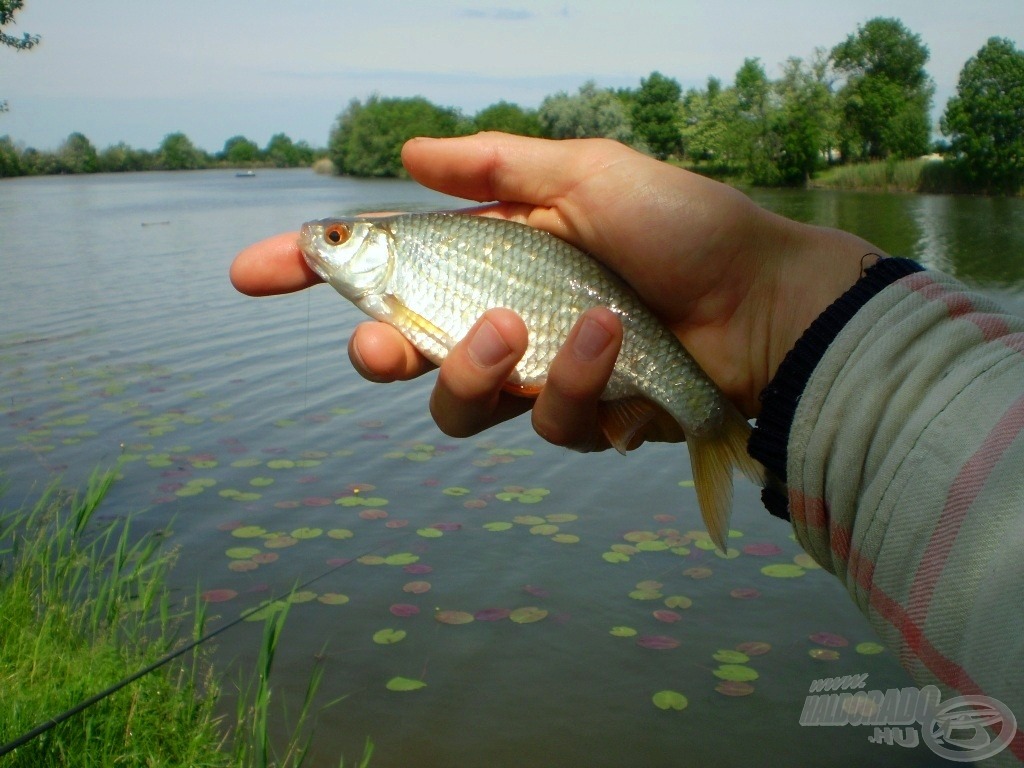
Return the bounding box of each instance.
[1,1,1022,154]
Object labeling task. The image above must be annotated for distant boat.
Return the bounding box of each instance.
[235,170,256,178]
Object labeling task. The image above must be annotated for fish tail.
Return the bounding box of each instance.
[687,404,765,552]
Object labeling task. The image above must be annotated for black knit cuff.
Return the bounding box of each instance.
[749,257,924,520]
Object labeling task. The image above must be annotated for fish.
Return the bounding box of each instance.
[299,212,765,549]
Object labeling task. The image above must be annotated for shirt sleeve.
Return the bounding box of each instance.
[750,261,1024,762]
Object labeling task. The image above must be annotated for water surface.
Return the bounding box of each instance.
[3,170,1020,767]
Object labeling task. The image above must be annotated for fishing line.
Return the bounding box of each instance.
[0,532,410,759]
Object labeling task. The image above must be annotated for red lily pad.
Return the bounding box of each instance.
[809,632,849,647]
[201,589,238,603]
[390,603,420,617]
[636,635,681,650]
[742,542,783,556]
[474,608,511,621]
[735,641,772,656]
[716,681,756,697]
[729,587,761,600]
[653,610,682,623]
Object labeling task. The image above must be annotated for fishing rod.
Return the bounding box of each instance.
[0,532,408,759]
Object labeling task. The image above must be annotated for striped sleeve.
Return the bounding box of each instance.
[761,269,1024,762]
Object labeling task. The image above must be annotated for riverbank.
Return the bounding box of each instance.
[0,469,371,767]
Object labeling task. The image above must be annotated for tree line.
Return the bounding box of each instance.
[327,19,1023,194]
[0,130,320,177]
[2,15,1022,193]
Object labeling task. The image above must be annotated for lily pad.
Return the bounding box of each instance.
[610,626,637,637]
[318,593,350,605]
[713,650,750,664]
[201,589,237,603]
[809,649,840,661]
[855,641,885,655]
[390,603,419,617]
[384,553,420,566]
[809,632,849,647]
[636,635,680,650]
[736,641,772,656]
[713,664,759,682]
[386,677,426,692]
[663,595,693,609]
[509,606,548,624]
[474,608,511,622]
[550,534,580,544]
[652,690,689,711]
[653,610,682,624]
[760,564,805,578]
[416,527,443,539]
[483,522,513,532]
[403,581,431,594]
[435,610,474,625]
[715,681,756,697]
[373,628,407,645]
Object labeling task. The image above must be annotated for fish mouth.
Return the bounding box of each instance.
[298,222,332,282]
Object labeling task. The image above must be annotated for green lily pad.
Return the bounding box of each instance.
[327,528,354,539]
[416,527,443,538]
[373,628,407,645]
[384,553,420,566]
[855,642,885,655]
[550,534,579,544]
[291,527,323,539]
[435,610,474,625]
[602,552,630,564]
[761,564,806,578]
[652,690,689,711]
[610,626,637,637]
[386,677,426,692]
[231,525,267,538]
[318,593,350,605]
[483,522,513,532]
[713,664,759,682]
[509,606,548,624]
[225,547,260,559]
[713,650,750,664]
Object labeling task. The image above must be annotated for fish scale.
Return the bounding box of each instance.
[299,212,766,549]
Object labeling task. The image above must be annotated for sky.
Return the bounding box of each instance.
[1,0,1022,153]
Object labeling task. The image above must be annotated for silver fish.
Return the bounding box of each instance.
[299,212,764,548]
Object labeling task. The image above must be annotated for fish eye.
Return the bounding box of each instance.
[325,224,350,245]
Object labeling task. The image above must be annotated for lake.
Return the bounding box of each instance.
[2,168,1021,767]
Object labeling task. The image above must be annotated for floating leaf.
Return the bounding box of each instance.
[384,553,420,566]
[373,628,407,644]
[509,606,548,624]
[610,626,637,637]
[602,552,630,564]
[793,553,821,569]
[550,534,579,544]
[545,513,578,523]
[443,487,471,496]
[636,580,663,591]
[264,536,299,549]
[231,525,267,539]
[652,690,689,711]
[637,540,669,552]
[201,589,237,603]
[809,649,840,661]
[760,564,805,578]
[291,527,323,539]
[403,564,433,574]
[653,610,682,624]
[416,527,443,538]
[623,531,659,543]
[663,595,693,609]
[855,642,885,655]
[474,608,511,622]
[390,603,419,617]
[636,635,680,650]
[266,459,296,469]
[357,555,386,565]
[742,542,783,556]
[512,515,546,525]
[288,591,317,604]
[483,522,513,532]
[228,560,259,572]
[318,593,349,605]
[386,677,426,692]
[327,528,354,540]
[529,524,559,536]
[435,610,474,625]
[729,588,761,600]
[403,581,431,594]
[713,650,750,664]
[226,547,260,559]
[713,664,759,682]
[736,641,772,656]
[629,590,663,601]
[715,681,756,697]
[809,632,849,647]
[714,547,740,559]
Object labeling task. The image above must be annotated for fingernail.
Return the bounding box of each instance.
[468,319,512,368]
[573,316,613,362]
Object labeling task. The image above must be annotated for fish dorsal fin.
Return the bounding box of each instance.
[381,295,453,366]
[598,397,683,455]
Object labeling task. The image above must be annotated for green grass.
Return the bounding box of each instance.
[0,468,372,767]
[810,158,965,193]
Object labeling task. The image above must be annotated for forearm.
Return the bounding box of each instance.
[751,264,1024,758]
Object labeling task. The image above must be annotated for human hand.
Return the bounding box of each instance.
[231,132,882,448]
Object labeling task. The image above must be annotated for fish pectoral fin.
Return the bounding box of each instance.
[382,296,454,365]
[501,382,543,398]
[598,398,683,455]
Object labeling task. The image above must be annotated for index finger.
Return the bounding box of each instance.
[230,231,321,296]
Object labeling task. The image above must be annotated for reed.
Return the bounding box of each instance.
[0,469,372,766]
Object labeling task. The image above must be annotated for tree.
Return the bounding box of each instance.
[221,135,259,165]
[772,55,837,184]
[98,142,153,173]
[158,132,204,170]
[1,0,40,112]
[473,101,542,137]
[264,133,314,167]
[728,58,780,184]
[56,132,98,174]
[831,17,933,160]
[941,37,1024,194]
[329,95,464,177]
[632,71,683,160]
[0,134,21,176]
[538,81,633,143]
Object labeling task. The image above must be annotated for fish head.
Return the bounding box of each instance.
[299,218,392,302]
